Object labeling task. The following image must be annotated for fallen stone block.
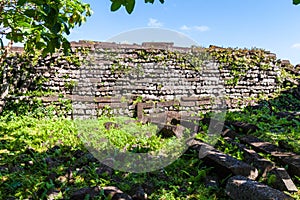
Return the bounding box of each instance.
[191,140,258,180]
[221,128,237,139]
[239,135,283,154]
[224,137,275,177]
[240,135,300,177]
[281,155,300,178]
[226,121,259,134]
[104,122,120,130]
[204,175,220,188]
[132,186,147,200]
[268,168,298,192]
[226,175,293,200]
[156,123,185,138]
[70,186,101,200]
[103,186,132,200]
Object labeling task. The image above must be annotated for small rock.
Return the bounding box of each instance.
[204,175,219,188]
[70,186,101,200]
[27,160,34,166]
[47,189,60,200]
[157,124,185,138]
[103,186,132,200]
[104,122,120,130]
[132,186,147,200]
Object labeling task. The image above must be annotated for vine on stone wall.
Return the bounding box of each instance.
[207,46,278,86]
[0,49,84,115]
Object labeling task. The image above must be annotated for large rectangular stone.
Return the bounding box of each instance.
[240,135,300,177]
[268,168,298,192]
[223,137,275,177]
[226,175,293,200]
[189,140,258,180]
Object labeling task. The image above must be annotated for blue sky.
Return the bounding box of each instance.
[66,1,300,65]
[67,0,300,64]
[3,1,298,64]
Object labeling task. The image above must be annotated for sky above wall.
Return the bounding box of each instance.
[67,0,300,65]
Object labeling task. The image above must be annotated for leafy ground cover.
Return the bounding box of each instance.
[1,87,300,199]
[0,114,226,199]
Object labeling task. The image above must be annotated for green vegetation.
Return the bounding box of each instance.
[0,112,225,199]
[1,84,300,199]
[207,46,278,86]
[226,89,300,154]
[110,0,300,14]
[0,0,92,59]
[110,0,165,14]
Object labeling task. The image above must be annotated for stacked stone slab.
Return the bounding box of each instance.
[2,41,298,118]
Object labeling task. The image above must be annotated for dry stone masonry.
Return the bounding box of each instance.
[2,41,299,119]
[1,42,300,199]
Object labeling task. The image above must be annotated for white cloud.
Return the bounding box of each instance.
[194,26,210,32]
[291,43,300,49]
[180,25,210,32]
[180,25,191,31]
[147,18,163,28]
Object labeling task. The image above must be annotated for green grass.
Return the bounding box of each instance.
[1,88,300,199]
[225,90,300,154]
[0,114,225,199]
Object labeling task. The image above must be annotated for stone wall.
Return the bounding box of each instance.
[3,41,300,119]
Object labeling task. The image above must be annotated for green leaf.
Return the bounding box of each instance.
[125,0,135,14]
[63,23,70,35]
[111,1,122,12]
[36,42,45,49]
[52,23,62,34]
[159,0,164,3]
[145,0,155,3]
[24,9,36,18]
[0,38,3,49]
[294,0,300,5]
[62,40,71,55]
[17,0,27,6]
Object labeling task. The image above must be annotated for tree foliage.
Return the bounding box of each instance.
[0,0,92,58]
[294,0,300,5]
[110,0,164,14]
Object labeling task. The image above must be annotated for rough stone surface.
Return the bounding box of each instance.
[269,168,298,192]
[225,175,293,200]
[70,186,101,200]
[240,135,300,177]
[224,137,275,177]
[3,42,288,119]
[191,140,258,180]
[103,186,133,200]
[156,123,186,138]
[226,121,259,134]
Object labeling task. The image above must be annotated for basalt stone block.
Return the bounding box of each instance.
[157,124,185,138]
[70,186,101,200]
[226,121,258,134]
[226,175,293,200]
[268,168,298,192]
[103,186,133,200]
[202,149,258,180]
[223,137,275,177]
[240,135,300,177]
[193,141,258,180]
